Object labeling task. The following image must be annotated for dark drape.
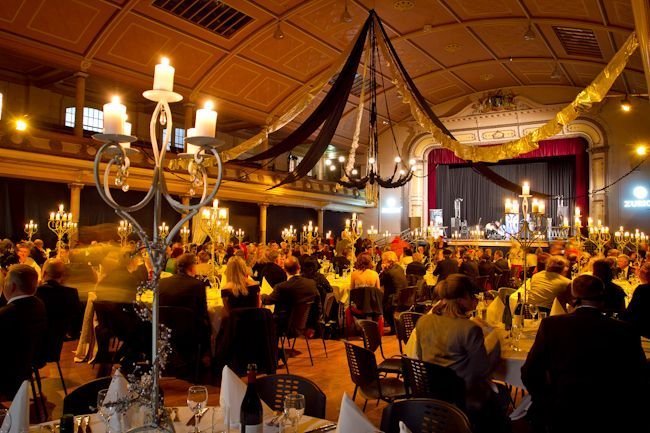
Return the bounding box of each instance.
[435,159,575,228]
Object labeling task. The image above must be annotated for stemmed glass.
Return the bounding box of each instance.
[187,386,208,433]
[510,322,523,352]
[528,304,539,322]
[97,389,116,432]
[0,409,11,433]
[282,393,305,432]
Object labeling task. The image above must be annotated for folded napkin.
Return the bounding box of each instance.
[399,421,413,433]
[105,369,131,433]
[486,297,505,325]
[219,366,272,425]
[1,381,29,433]
[261,277,273,296]
[335,393,377,433]
[509,394,532,421]
[550,298,566,316]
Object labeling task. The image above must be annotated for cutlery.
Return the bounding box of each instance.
[304,423,337,433]
[186,408,209,426]
[84,415,92,433]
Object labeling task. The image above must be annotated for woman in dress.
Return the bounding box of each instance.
[220,256,260,312]
[350,253,380,289]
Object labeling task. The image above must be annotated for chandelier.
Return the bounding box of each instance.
[337,16,416,195]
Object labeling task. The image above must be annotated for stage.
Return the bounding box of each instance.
[447,239,549,248]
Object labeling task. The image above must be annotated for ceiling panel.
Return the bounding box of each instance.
[391,39,442,77]
[415,71,473,104]
[522,0,603,22]
[358,0,457,34]
[410,27,494,67]
[453,63,520,91]
[471,22,551,58]
[603,0,635,28]
[444,0,525,20]
[508,60,572,86]
[289,0,365,50]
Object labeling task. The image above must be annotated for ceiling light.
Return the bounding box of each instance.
[523,23,536,41]
[324,159,332,166]
[394,156,401,163]
[393,0,415,11]
[620,96,632,112]
[409,159,416,165]
[338,156,345,163]
[550,63,563,79]
[329,164,336,171]
[273,21,285,40]
[351,168,358,175]
[368,157,375,164]
[635,144,647,156]
[341,0,352,23]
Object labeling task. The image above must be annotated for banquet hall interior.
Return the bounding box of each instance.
[0,1,649,432]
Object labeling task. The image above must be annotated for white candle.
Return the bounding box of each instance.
[153,57,175,92]
[522,182,530,196]
[120,120,132,149]
[505,198,511,213]
[195,101,217,137]
[103,96,126,135]
[538,201,545,214]
[532,199,539,213]
[563,217,569,227]
[59,204,64,212]
[186,128,200,154]
[575,207,581,217]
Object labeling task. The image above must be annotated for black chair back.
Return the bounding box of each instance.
[343,341,379,388]
[349,286,383,317]
[256,374,326,418]
[287,301,312,337]
[401,357,465,408]
[62,377,112,416]
[380,398,472,433]
[357,319,382,353]
[396,311,422,353]
[322,292,336,320]
[474,276,489,291]
[217,307,278,376]
[93,301,151,365]
[395,286,417,311]
[159,306,200,376]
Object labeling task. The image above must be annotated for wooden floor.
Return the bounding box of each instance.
[35,335,532,431]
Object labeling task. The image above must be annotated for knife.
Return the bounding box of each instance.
[186,408,209,426]
[304,423,337,433]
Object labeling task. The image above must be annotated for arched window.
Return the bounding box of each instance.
[64,107,103,132]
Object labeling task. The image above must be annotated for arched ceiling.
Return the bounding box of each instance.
[0,0,643,149]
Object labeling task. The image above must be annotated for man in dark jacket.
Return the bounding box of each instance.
[459,253,479,279]
[36,259,82,343]
[256,250,288,288]
[0,264,47,397]
[432,249,458,282]
[379,251,407,335]
[521,275,648,433]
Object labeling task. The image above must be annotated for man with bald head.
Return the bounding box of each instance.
[37,259,82,342]
[0,264,47,396]
[521,274,647,433]
[263,256,320,331]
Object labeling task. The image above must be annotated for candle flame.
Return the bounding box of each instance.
[111,95,120,104]
[161,57,170,65]
[204,101,214,110]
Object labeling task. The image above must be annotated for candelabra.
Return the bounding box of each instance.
[468,225,484,257]
[282,225,297,249]
[117,219,133,247]
[367,225,378,260]
[614,226,629,251]
[301,221,319,246]
[24,219,38,241]
[48,204,77,254]
[180,226,190,250]
[235,228,245,244]
[588,222,610,255]
[343,213,362,269]
[614,228,646,264]
[425,222,446,263]
[158,222,169,239]
[92,55,222,433]
[200,200,232,288]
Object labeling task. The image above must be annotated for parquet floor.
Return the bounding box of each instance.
[33,335,531,431]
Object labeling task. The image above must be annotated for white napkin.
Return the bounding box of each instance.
[219,366,272,425]
[399,421,413,433]
[261,277,273,296]
[550,298,566,316]
[486,297,505,325]
[105,369,131,433]
[1,381,29,433]
[509,394,532,420]
[335,393,376,433]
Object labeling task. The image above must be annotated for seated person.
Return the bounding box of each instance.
[400,247,414,267]
[332,248,352,276]
[350,253,380,289]
[379,251,407,334]
[194,250,213,277]
[413,274,508,433]
[257,250,287,288]
[522,275,648,433]
[221,256,260,312]
[432,249,458,282]
[616,254,635,280]
[406,252,427,279]
[36,259,82,342]
[0,264,47,397]
[521,255,571,312]
[95,252,142,303]
[301,256,333,310]
[622,262,650,338]
[493,250,510,273]
[478,253,495,277]
[591,259,626,316]
[459,253,479,279]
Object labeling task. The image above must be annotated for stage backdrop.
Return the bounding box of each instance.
[428,138,588,229]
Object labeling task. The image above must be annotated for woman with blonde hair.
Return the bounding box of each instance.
[221,256,260,312]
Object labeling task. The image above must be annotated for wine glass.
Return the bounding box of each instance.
[510,323,523,352]
[283,393,305,432]
[528,304,539,322]
[0,409,11,433]
[187,386,208,433]
[97,389,115,431]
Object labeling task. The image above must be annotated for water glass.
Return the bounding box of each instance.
[528,304,539,321]
[97,389,115,431]
[510,323,523,352]
[187,386,208,433]
[0,409,11,433]
[282,393,305,432]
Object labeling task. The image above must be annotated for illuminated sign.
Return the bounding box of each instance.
[623,185,650,208]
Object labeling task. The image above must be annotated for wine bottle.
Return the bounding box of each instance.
[513,292,524,328]
[502,294,513,331]
[240,363,263,433]
[60,414,74,433]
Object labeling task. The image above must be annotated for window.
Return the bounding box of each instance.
[163,128,186,151]
[64,107,104,132]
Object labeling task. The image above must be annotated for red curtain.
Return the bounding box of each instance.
[427,137,588,221]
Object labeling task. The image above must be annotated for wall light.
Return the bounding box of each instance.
[635,144,647,157]
[15,118,28,131]
[620,96,632,112]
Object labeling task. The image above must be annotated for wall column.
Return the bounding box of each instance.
[408,158,425,230]
[317,208,325,236]
[73,72,88,137]
[69,183,84,245]
[259,203,268,244]
[589,145,609,223]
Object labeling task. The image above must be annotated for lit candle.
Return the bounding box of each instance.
[50,212,55,220]
[358,220,363,230]
[563,217,569,227]
[587,217,593,227]
[55,213,61,221]
[68,212,73,221]
[213,199,219,209]
[345,219,350,228]
[538,201,545,214]
[153,57,175,92]
[625,231,630,238]
[531,199,539,213]
[103,96,126,135]
[59,204,64,212]
[522,182,530,196]
[120,119,132,149]
[505,198,511,214]
[575,207,581,217]
[195,101,217,137]
[218,209,227,220]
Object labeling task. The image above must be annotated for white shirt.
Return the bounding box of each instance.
[7,294,33,304]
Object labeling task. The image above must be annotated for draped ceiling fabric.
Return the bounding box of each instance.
[428,138,588,226]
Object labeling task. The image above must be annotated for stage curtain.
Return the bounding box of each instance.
[434,159,575,229]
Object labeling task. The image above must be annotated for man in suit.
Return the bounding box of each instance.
[493,250,510,273]
[459,253,479,279]
[158,254,210,348]
[406,252,427,278]
[478,253,495,276]
[36,259,82,344]
[30,239,48,267]
[262,256,320,333]
[257,250,288,287]
[616,254,634,280]
[380,251,407,335]
[432,249,459,282]
[0,264,47,397]
[16,243,41,278]
[521,274,648,433]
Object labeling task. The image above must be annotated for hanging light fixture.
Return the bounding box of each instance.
[273,20,285,39]
[341,0,353,23]
[523,23,536,41]
[620,95,632,112]
[550,62,563,79]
